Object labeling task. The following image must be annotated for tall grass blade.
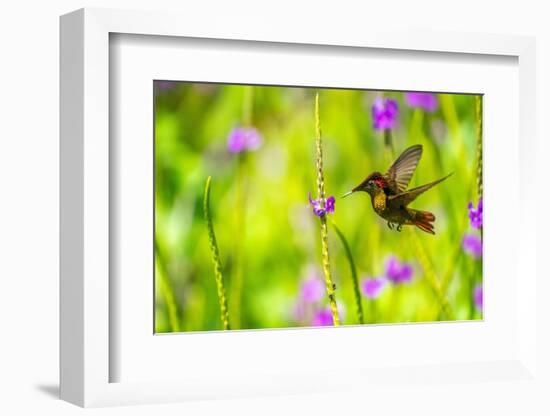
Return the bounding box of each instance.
[154,239,181,332]
[332,222,364,324]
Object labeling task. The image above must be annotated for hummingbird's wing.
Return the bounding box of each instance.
[384,145,423,194]
[388,173,453,206]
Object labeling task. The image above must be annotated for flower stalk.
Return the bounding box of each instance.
[475,95,483,203]
[203,176,231,330]
[314,93,340,326]
[475,95,483,243]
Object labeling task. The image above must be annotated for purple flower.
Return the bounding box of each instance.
[311,308,333,326]
[227,126,262,153]
[292,301,306,321]
[325,196,335,213]
[361,277,386,299]
[155,80,176,92]
[468,198,483,229]
[384,256,414,284]
[473,284,483,312]
[300,275,324,303]
[372,97,399,130]
[463,234,482,258]
[405,92,438,112]
[308,193,335,217]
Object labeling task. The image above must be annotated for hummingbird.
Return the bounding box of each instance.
[342,144,452,235]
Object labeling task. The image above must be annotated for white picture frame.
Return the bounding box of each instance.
[60,7,538,408]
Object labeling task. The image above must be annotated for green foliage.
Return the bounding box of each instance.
[154,82,482,332]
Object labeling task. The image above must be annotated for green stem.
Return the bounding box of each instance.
[441,157,480,300]
[411,108,460,235]
[154,239,181,332]
[230,86,254,328]
[382,92,395,163]
[203,176,231,330]
[331,222,364,324]
[314,93,340,326]
[475,95,483,203]
[231,154,247,328]
[408,230,454,320]
[383,128,395,161]
[475,95,483,240]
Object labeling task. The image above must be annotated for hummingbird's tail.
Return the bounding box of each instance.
[409,209,436,235]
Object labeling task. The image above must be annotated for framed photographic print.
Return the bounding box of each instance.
[153,81,482,334]
[60,8,539,408]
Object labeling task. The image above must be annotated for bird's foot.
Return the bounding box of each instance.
[396,224,403,232]
[387,221,394,230]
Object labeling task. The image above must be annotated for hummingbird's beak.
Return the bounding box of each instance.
[341,190,354,199]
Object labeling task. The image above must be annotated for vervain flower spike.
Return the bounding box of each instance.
[313,93,340,326]
[203,176,231,330]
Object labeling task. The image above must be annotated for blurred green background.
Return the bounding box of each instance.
[154,81,483,333]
